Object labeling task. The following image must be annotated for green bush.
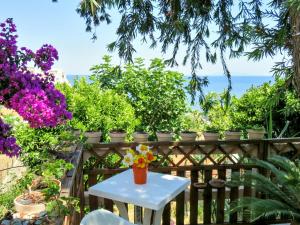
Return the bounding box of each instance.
[202,78,300,138]
[13,123,76,169]
[180,110,205,132]
[229,83,272,130]
[202,92,232,133]
[229,79,300,137]
[90,56,187,135]
[1,113,78,170]
[57,78,139,141]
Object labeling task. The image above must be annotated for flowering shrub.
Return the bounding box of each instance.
[123,144,156,168]
[0,118,20,157]
[9,86,70,128]
[0,18,72,157]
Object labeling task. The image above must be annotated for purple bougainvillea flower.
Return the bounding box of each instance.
[0,18,72,157]
[0,118,21,157]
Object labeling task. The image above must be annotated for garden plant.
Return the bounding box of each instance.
[0,18,71,157]
[228,155,300,223]
[2,3,300,223]
[0,18,76,222]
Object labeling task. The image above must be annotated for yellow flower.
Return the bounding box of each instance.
[134,155,146,168]
[136,144,149,155]
[146,151,156,163]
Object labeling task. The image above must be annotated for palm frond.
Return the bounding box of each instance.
[268,155,296,172]
[228,156,300,222]
[231,197,300,222]
[251,157,289,184]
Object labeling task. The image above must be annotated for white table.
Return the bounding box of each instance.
[89,169,190,225]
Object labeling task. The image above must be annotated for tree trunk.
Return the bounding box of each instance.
[291,10,300,97]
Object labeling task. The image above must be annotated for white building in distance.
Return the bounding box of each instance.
[28,67,69,84]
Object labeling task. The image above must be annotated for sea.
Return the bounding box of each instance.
[67,75,273,97]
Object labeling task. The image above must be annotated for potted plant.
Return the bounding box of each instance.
[14,160,73,217]
[31,160,73,200]
[180,130,197,141]
[203,127,219,141]
[109,129,127,142]
[84,127,102,144]
[228,156,300,224]
[71,121,84,138]
[30,176,61,200]
[225,127,242,140]
[61,129,79,152]
[72,129,81,137]
[46,197,79,224]
[13,176,60,217]
[77,120,102,144]
[133,130,149,142]
[41,160,74,182]
[122,144,157,184]
[156,130,173,141]
[247,125,265,139]
[14,190,46,216]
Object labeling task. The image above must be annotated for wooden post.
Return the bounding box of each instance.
[190,170,199,225]
[216,169,226,224]
[176,171,185,225]
[162,202,171,225]
[203,169,212,224]
[79,158,85,220]
[88,174,98,210]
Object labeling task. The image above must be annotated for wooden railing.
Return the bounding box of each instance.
[60,144,84,225]
[69,138,300,225]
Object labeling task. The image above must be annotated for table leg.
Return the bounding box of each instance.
[143,208,152,225]
[113,201,129,221]
[143,207,164,225]
[153,207,164,225]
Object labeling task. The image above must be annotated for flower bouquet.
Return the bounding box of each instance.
[123,144,156,184]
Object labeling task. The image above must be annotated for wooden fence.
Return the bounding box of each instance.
[60,144,84,225]
[68,138,300,225]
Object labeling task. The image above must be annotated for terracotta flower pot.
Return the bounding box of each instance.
[14,191,46,216]
[203,132,219,141]
[133,132,149,142]
[109,131,127,142]
[180,131,197,141]
[84,131,102,143]
[73,129,81,137]
[247,129,265,140]
[225,131,241,140]
[156,132,173,142]
[132,166,148,185]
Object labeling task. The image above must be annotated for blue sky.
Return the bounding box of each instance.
[0,0,284,76]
